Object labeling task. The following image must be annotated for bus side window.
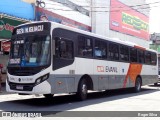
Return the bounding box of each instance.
[130,48,137,62]
[120,45,129,62]
[151,53,157,65]
[138,50,145,63]
[145,52,151,64]
[108,43,119,60]
[55,37,73,59]
[78,36,93,58]
[94,39,107,59]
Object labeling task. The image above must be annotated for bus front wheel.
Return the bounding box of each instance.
[76,79,88,101]
[154,83,158,86]
[133,77,142,93]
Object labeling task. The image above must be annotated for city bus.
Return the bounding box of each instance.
[154,53,160,85]
[6,21,158,100]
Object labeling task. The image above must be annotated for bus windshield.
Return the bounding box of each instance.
[9,35,51,67]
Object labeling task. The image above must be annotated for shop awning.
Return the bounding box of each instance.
[0,14,28,39]
[0,0,34,20]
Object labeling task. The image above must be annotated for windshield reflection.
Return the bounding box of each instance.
[9,35,50,67]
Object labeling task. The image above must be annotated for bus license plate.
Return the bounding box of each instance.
[16,85,23,90]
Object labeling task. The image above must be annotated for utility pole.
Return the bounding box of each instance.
[90,0,96,33]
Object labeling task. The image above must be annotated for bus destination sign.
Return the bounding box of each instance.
[16,25,44,34]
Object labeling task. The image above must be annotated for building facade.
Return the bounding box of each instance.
[36,0,150,48]
[36,0,91,31]
[0,0,34,52]
[0,0,151,82]
[91,0,150,48]
[0,0,35,82]
[0,0,151,53]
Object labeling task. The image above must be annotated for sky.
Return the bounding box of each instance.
[147,0,160,33]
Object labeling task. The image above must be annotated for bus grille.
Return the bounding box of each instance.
[9,82,34,91]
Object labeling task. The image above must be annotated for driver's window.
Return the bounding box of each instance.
[55,37,73,59]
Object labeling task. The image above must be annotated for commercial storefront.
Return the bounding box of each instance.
[0,0,34,43]
[0,0,34,82]
[0,15,27,53]
[0,15,28,82]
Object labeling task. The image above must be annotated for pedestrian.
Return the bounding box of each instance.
[0,74,2,93]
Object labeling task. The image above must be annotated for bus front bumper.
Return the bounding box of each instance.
[6,80,51,94]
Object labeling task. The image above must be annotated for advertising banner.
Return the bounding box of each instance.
[36,7,91,32]
[110,0,149,40]
[0,17,25,39]
[1,41,11,52]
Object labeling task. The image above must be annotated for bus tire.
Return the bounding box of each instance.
[133,77,142,93]
[76,78,88,101]
[43,94,54,99]
[154,83,158,86]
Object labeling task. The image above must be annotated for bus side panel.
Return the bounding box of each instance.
[93,60,131,90]
[141,65,158,85]
[49,75,75,94]
[48,74,87,94]
[97,75,108,90]
[49,59,76,94]
[75,58,95,89]
[141,75,158,85]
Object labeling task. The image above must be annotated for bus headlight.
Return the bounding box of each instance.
[6,75,9,83]
[35,73,49,85]
[36,78,41,85]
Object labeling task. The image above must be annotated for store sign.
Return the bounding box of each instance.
[110,0,149,40]
[122,12,148,31]
[0,17,25,39]
[0,22,14,32]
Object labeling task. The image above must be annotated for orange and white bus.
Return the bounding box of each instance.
[6,21,158,100]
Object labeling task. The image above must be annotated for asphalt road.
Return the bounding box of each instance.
[0,84,160,119]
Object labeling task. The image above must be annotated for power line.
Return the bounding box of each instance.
[43,0,160,15]
[0,0,158,15]
[45,0,160,9]
[0,0,159,10]
[44,4,160,13]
